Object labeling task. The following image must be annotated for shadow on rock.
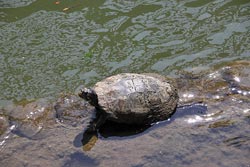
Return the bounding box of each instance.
[76,102,208,151]
[75,121,152,151]
[98,121,152,138]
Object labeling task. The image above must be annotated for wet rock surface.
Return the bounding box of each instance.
[0,61,249,167]
[0,98,54,139]
[0,116,9,136]
[54,94,95,128]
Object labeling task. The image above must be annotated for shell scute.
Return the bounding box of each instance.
[92,73,179,124]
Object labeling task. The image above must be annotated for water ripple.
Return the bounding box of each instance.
[0,0,249,103]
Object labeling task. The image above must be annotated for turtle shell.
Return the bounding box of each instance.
[93,73,179,124]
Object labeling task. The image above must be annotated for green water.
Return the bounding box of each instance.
[1,0,249,104]
[0,0,250,167]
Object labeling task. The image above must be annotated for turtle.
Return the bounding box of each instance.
[78,73,179,132]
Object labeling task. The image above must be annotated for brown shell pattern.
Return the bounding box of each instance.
[93,73,179,124]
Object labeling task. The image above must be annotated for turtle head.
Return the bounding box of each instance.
[78,88,99,107]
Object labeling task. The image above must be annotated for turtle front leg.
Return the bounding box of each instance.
[94,110,108,130]
[85,109,108,133]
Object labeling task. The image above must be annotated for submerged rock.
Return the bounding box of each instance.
[0,115,9,136]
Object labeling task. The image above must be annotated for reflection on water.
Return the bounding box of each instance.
[0,0,250,166]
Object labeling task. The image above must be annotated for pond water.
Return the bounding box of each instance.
[0,0,250,167]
